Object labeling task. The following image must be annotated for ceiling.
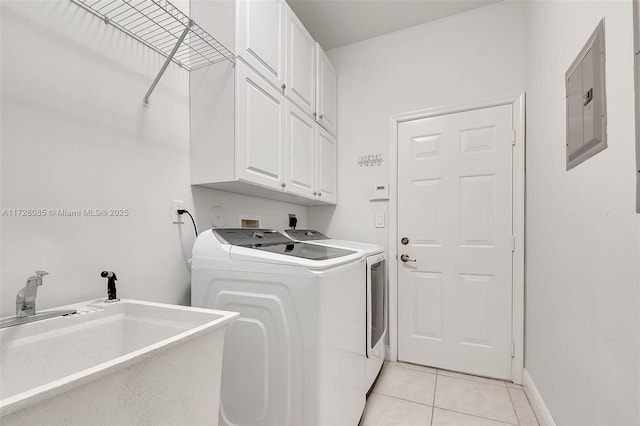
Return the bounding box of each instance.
[287,0,501,51]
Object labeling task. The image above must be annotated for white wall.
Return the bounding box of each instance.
[191,186,308,231]
[309,1,525,249]
[0,1,307,318]
[524,1,640,424]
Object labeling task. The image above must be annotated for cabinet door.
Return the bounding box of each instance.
[237,0,286,90]
[236,62,286,190]
[285,5,316,117]
[316,43,337,137]
[316,125,337,204]
[285,102,316,198]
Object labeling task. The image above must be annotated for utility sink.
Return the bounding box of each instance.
[0,299,238,426]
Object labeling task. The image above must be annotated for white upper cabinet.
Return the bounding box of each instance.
[316,125,337,204]
[236,62,286,191]
[285,4,316,117]
[236,0,286,90]
[285,101,316,198]
[286,101,337,203]
[190,0,337,206]
[316,43,337,137]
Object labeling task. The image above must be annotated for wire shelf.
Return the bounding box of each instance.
[71,0,235,71]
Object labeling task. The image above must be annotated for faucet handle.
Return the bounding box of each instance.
[26,270,48,286]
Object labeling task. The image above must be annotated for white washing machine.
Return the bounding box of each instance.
[283,230,387,392]
[191,228,366,426]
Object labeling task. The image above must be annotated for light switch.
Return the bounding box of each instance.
[375,213,385,228]
[566,19,607,170]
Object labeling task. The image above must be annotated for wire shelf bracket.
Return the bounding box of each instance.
[70,0,235,107]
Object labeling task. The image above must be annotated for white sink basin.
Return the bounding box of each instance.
[0,299,238,426]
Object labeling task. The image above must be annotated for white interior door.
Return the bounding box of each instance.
[397,104,514,380]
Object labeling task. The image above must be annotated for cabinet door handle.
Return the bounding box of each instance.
[319,114,323,119]
[313,192,317,196]
[281,83,286,91]
[281,182,286,188]
[318,192,322,197]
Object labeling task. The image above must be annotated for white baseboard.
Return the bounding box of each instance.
[522,369,556,426]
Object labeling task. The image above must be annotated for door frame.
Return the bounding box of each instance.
[387,94,525,383]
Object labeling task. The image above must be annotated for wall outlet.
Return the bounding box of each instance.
[172,200,184,224]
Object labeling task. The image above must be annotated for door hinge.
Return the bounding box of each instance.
[511,341,516,357]
[511,129,516,146]
[511,236,516,252]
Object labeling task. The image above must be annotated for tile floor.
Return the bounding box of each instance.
[361,362,539,426]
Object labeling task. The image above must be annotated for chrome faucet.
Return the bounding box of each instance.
[16,270,49,318]
[0,270,77,329]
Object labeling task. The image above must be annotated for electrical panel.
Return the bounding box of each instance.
[566,19,607,170]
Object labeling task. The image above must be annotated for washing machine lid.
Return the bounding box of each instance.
[283,229,329,241]
[284,229,385,256]
[214,228,289,246]
[213,228,356,261]
[250,242,356,260]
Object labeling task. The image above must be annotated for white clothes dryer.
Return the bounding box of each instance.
[191,228,366,426]
[283,230,387,392]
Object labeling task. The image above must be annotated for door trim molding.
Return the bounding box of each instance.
[388,93,526,383]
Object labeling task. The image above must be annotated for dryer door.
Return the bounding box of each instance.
[367,253,387,356]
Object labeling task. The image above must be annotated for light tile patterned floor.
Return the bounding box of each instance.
[361,362,539,426]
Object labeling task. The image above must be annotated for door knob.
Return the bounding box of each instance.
[400,254,416,263]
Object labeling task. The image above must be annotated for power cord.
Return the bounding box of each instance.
[177,209,198,237]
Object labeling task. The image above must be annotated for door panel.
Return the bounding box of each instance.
[236,62,285,190]
[459,174,495,246]
[410,179,443,245]
[285,5,315,116]
[286,102,315,198]
[397,104,513,380]
[410,272,443,340]
[316,44,337,136]
[316,126,337,203]
[237,0,285,89]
